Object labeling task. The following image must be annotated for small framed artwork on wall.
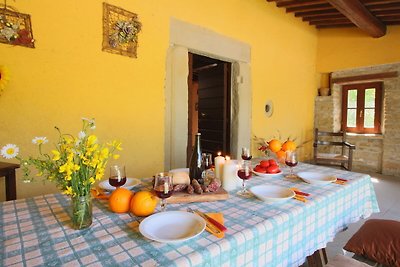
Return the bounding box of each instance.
[0,7,35,48]
[102,3,142,58]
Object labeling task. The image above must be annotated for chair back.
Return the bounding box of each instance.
[313,128,355,170]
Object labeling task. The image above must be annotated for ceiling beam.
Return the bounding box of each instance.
[303,13,347,21]
[326,0,386,37]
[277,0,326,8]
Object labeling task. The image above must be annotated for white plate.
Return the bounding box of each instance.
[98,177,140,191]
[253,170,283,178]
[297,172,337,184]
[139,211,206,243]
[250,185,295,203]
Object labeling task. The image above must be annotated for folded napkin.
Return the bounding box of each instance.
[205,213,225,238]
[290,187,310,203]
[91,188,109,199]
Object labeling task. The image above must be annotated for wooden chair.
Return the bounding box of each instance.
[313,128,356,171]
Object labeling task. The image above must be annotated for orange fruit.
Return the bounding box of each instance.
[282,140,297,151]
[130,191,158,217]
[268,139,282,153]
[109,188,134,213]
[275,150,286,162]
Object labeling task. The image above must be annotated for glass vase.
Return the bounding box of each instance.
[71,194,92,230]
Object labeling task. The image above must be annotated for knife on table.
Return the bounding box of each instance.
[195,210,227,232]
[193,211,222,235]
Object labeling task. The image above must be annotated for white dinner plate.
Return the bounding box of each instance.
[98,177,140,191]
[297,172,337,184]
[139,211,206,243]
[253,170,283,178]
[250,185,295,203]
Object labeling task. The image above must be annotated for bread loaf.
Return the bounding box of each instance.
[172,171,190,185]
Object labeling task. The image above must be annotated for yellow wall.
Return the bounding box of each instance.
[317,26,400,72]
[0,0,318,200]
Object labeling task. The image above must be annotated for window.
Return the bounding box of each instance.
[342,82,383,134]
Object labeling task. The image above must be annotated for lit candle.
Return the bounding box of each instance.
[214,152,225,179]
[222,156,238,191]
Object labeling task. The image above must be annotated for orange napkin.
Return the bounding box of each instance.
[205,213,225,238]
[91,188,109,199]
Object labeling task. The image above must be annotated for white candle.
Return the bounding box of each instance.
[214,152,225,179]
[222,156,238,191]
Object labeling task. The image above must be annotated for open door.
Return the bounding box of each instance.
[187,53,231,164]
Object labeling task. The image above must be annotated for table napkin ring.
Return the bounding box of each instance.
[205,213,225,238]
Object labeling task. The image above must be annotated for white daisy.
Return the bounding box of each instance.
[32,137,48,145]
[1,144,19,159]
[78,131,86,139]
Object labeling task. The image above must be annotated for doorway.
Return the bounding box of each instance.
[187,53,232,163]
[164,18,252,170]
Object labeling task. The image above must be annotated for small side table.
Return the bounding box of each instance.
[0,162,20,201]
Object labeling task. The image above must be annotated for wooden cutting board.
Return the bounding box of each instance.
[166,188,229,204]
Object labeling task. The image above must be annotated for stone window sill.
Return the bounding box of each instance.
[347,133,383,139]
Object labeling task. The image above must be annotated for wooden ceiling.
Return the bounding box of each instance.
[266,0,400,37]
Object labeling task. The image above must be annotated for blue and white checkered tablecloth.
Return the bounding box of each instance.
[1,163,379,267]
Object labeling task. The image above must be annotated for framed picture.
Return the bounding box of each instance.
[0,7,34,48]
[102,3,142,58]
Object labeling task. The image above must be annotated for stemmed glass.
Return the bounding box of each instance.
[109,165,127,188]
[241,147,252,161]
[202,153,213,170]
[153,172,173,212]
[285,151,298,180]
[237,160,252,197]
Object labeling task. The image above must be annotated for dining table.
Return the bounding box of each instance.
[0,162,379,267]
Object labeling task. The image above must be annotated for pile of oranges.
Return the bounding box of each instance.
[108,188,158,217]
[259,139,297,161]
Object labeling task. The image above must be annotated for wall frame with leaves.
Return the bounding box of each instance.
[102,3,142,58]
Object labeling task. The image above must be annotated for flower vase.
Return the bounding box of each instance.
[71,194,92,230]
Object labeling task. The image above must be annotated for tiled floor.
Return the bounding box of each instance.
[325,171,400,262]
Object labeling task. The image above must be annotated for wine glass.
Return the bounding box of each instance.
[237,160,252,197]
[202,153,213,170]
[153,172,173,212]
[285,151,298,180]
[109,165,127,188]
[241,147,252,161]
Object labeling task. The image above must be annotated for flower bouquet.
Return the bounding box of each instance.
[1,118,122,229]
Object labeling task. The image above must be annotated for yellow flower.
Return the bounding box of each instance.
[0,65,10,93]
[52,150,60,161]
[113,154,120,160]
[108,140,122,151]
[64,186,73,195]
[87,135,97,146]
[100,147,109,159]
[59,163,68,173]
[89,177,95,184]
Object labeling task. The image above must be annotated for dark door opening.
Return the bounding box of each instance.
[187,53,231,163]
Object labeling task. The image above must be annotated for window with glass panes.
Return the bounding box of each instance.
[342,82,383,134]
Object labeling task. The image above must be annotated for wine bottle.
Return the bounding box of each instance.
[189,133,205,184]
